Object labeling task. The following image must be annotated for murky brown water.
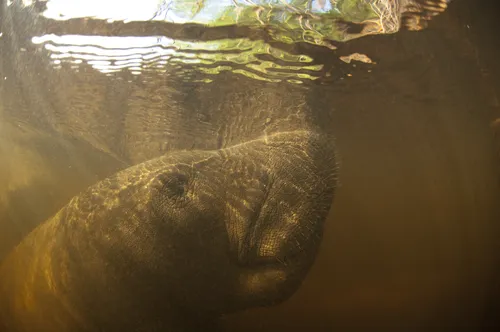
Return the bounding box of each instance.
[1,0,499,331]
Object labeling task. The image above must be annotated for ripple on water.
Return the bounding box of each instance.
[22,0,428,84]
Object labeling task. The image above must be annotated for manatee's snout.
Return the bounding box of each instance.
[220,130,338,307]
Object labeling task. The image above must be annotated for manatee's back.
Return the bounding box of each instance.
[0,210,87,332]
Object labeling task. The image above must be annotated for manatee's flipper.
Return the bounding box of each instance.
[401,0,452,31]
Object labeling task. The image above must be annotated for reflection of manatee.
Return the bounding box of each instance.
[0,130,337,331]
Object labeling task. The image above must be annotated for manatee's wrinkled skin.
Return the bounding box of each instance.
[0,130,337,332]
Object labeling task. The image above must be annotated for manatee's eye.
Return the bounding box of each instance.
[156,172,189,199]
[151,172,191,220]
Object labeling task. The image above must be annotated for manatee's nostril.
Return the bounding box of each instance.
[157,173,189,198]
[260,171,270,186]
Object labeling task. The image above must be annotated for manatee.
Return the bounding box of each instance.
[0,130,337,331]
[0,0,451,330]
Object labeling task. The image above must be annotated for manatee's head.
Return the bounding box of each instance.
[68,130,337,317]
